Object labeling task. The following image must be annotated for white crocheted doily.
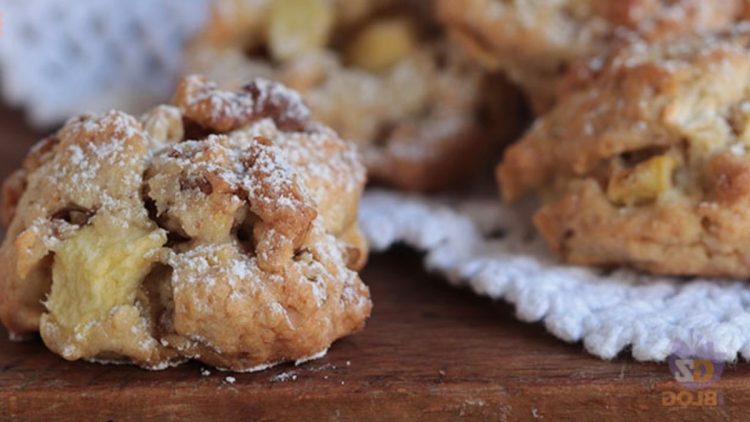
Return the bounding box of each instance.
[360,190,750,363]
[0,0,208,127]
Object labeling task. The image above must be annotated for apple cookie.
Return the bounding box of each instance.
[0,75,371,371]
[438,0,746,112]
[498,26,750,278]
[185,0,526,191]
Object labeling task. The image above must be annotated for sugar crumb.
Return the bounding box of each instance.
[270,371,298,383]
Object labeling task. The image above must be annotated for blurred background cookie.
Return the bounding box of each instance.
[185,0,527,191]
[498,26,750,277]
[438,0,747,113]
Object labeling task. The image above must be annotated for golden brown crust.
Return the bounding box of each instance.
[438,0,746,113]
[185,0,525,191]
[0,76,371,371]
[499,26,750,277]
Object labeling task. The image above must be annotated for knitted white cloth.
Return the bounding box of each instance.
[0,0,208,127]
[360,190,750,363]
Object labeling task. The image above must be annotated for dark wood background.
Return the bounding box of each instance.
[1,108,749,421]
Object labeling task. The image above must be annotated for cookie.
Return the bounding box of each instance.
[498,25,750,278]
[0,75,371,371]
[185,0,526,191]
[438,0,746,112]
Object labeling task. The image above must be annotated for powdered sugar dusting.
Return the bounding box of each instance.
[270,371,298,382]
[250,77,311,126]
[39,110,151,228]
[178,75,313,133]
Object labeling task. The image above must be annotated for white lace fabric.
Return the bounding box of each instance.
[360,190,750,362]
[0,0,208,127]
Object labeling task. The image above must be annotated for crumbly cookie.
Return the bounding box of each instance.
[498,26,750,278]
[185,0,526,191]
[0,75,371,371]
[438,0,746,112]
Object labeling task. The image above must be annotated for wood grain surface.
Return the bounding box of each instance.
[1,109,749,421]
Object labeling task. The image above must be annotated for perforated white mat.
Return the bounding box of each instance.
[360,190,750,362]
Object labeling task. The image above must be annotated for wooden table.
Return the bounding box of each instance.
[1,109,750,421]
